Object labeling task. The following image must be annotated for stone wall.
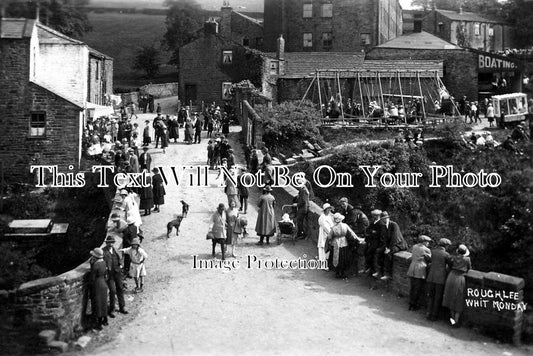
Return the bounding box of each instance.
[0,186,125,354]
[140,82,179,98]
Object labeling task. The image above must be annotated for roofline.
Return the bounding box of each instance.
[30,80,85,109]
[89,47,113,60]
[233,11,263,28]
[36,22,85,45]
[433,8,503,24]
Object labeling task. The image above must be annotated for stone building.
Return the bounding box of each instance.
[179,20,281,107]
[263,0,402,53]
[0,18,113,183]
[366,31,523,102]
[422,8,514,52]
[219,4,264,50]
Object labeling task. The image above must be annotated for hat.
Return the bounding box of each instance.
[217,203,225,210]
[371,209,382,216]
[380,211,390,219]
[339,197,348,203]
[90,248,104,259]
[142,146,149,150]
[111,213,120,221]
[281,213,291,222]
[152,167,159,173]
[322,203,332,211]
[438,238,452,246]
[333,213,345,222]
[126,215,136,225]
[418,235,432,243]
[263,185,273,192]
[131,238,141,246]
[105,235,116,243]
[128,148,134,152]
[354,203,362,209]
[458,244,469,256]
[119,189,128,195]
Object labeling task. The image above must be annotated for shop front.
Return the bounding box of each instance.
[476,50,523,101]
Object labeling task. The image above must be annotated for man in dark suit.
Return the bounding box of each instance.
[364,209,382,274]
[337,197,356,231]
[373,211,407,280]
[296,182,309,240]
[102,236,128,317]
[193,114,203,144]
[139,146,152,172]
[426,238,452,321]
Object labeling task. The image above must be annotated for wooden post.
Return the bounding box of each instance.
[417,71,426,120]
[299,74,317,107]
[317,71,323,117]
[377,72,385,110]
[357,72,365,117]
[337,71,345,124]
[398,71,406,124]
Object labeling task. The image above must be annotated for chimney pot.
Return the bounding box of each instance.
[276,34,285,60]
[204,20,218,35]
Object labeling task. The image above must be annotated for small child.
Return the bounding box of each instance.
[120,238,147,292]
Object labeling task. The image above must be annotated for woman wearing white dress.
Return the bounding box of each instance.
[317,203,334,267]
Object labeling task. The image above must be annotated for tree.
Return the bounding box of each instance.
[5,0,92,38]
[133,45,161,78]
[163,0,207,66]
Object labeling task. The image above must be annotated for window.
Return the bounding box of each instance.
[222,50,233,64]
[360,33,371,46]
[488,26,494,37]
[474,23,480,36]
[321,3,333,18]
[303,3,312,18]
[270,61,279,75]
[222,82,232,100]
[322,32,332,49]
[30,111,46,137]
[95,61,99,80]
[255,37,264,47]
[437,22,444,33]
[242,38,250,46]
[303,33,313,48]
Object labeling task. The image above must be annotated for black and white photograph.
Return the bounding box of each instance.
[0,0,533,355]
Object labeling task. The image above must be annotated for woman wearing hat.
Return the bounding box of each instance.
[407,235,432,311]
[89,248,108,330]
[120,238,148,292]
[139,169,154,216]
[255,185,276,245]
[226,200,241,258]
[327,213,362,279]
[317,203,334,266]
[442,244,472,327]
[209,203,228,260]
[169,115,180,143]
[151,168,166,213]
[427,238,452,321]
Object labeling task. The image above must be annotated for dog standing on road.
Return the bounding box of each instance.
[166,201,190,238]
[180,200,190,218]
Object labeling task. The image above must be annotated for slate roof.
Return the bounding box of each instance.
[375,31,461,50]
[0,18,36,39]
[311,60,443,78]
[280,52,365,78]
[436,9,501,24]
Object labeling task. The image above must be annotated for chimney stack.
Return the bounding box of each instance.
[36,2,40,21]
[220,2,232,39]
[204,19,219,36]
[276,34,285,60]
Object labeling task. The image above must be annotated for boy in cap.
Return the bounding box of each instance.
[120,238,148,292]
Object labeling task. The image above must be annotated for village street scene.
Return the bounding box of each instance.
[0,0,533,355]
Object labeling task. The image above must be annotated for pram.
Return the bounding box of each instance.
[276,204,297,245]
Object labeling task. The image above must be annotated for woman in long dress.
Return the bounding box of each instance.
[169,116,180,142]
[255,185,276,245]
[120,238,148,292]
[184,117,193,144]
[327,213,362,279]
[89,248,108,330]
[317,203,334,267]
[442,244,471,327]
[226,200,241,257]
[151,168,166,212]
[139,170,154,215]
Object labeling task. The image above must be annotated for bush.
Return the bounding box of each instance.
[255,101,324,155]
[0,243,51,290]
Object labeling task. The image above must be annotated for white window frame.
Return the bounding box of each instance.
[321,3,333,18]
[303,33,313,48]
[30,111,46,137]
[303,3,313,18]
[222,50,233,64]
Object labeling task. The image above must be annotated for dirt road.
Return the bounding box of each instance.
[77,103,529,356]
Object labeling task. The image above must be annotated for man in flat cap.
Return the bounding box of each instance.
[103,235,128,317]
[374,211,407,280]
[364,209,382,274]
[426,238,452,321]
